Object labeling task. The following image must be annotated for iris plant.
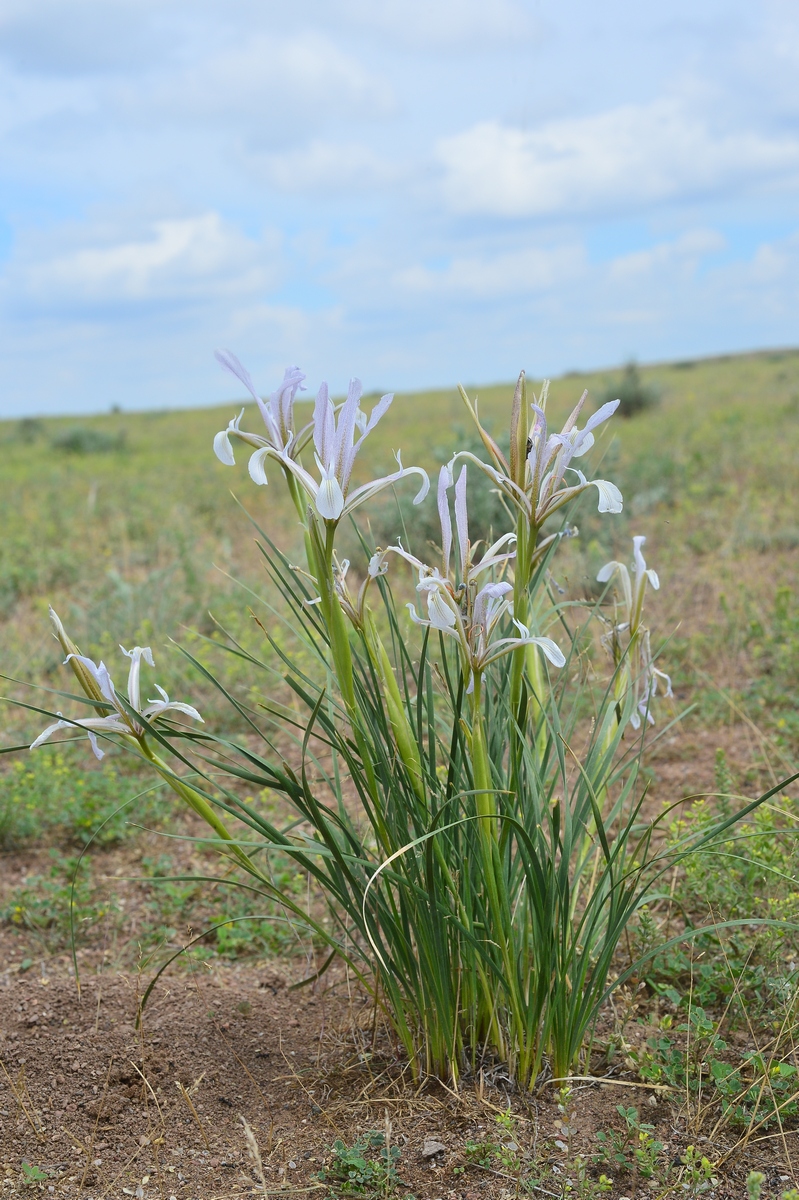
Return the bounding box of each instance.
[13,358,732,1096]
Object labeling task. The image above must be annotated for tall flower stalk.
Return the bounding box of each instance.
[17,357,789,1091]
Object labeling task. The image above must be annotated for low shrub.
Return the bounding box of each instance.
[51,426,127,454]
[599,361,660,418]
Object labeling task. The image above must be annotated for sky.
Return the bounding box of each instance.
[0,0,798,415]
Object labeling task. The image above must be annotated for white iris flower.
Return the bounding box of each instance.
[31,644,203,760]
[213,352,308,471]
[457,385,623,526]
[597,534,660,635]
[388,464,565,687]
[213,353,429,524]
[597,535,672,729]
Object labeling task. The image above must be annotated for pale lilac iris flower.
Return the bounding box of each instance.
[213,352,307,468]
[213,353,429,523]
[30,645,203,760]
[597,534,660,635]
[388,464,565,686]
[597,535,672,728]
[455,390,623,524]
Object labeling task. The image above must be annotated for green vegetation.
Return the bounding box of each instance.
[598,359,661,418]
[0,748,160,848]
[318,1132,403,1197]
[2,350,799,1164]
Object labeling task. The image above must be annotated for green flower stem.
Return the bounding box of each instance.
[509,510,533,729]
[305,516,387,845]
[469,672,526,1072]
[363,611,425,803]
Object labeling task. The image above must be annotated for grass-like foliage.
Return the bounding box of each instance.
[12,363,797,1089]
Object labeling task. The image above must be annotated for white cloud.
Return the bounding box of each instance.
[7,213,279,311]
[748,230,799,284]
[336,0,534,49]
[151,32,394,131]
[609,229,727,280]
[255,139,399,191]
[436,99,799,218]
[395,243,585,298]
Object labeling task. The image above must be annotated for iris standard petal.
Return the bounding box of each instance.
[583,398,620,433]
[454,466,469,581]
[120,645,155,714]
[313,382,336,465]
[333,378,363,483]
[214,349,261,404]
[437,464,453,574]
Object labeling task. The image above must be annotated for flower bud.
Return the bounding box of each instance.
[509,370,528,490]
[49,607,107,707]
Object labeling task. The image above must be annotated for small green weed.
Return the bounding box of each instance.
[553,1156,613,1198]
[594,1105,664,1179]
[1,852,121,951]
[317,1132,402,1196]
[746,1169,766,1198]
[463,1110,522,1173]
[678,1145,717,1193]
[20,1162,48,1186]
[630,1000,799,1131]
[712,1053,799,1129]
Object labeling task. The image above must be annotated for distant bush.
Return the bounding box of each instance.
[16,417,44,443]
[599,361,660,418]
[51,426,127,454]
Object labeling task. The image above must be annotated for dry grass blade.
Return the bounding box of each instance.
[0,1058,45,1142]
[175,1078,210,1149]
[240,1115,266,1193]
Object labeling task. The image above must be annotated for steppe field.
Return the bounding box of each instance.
[2,349,799,1198]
